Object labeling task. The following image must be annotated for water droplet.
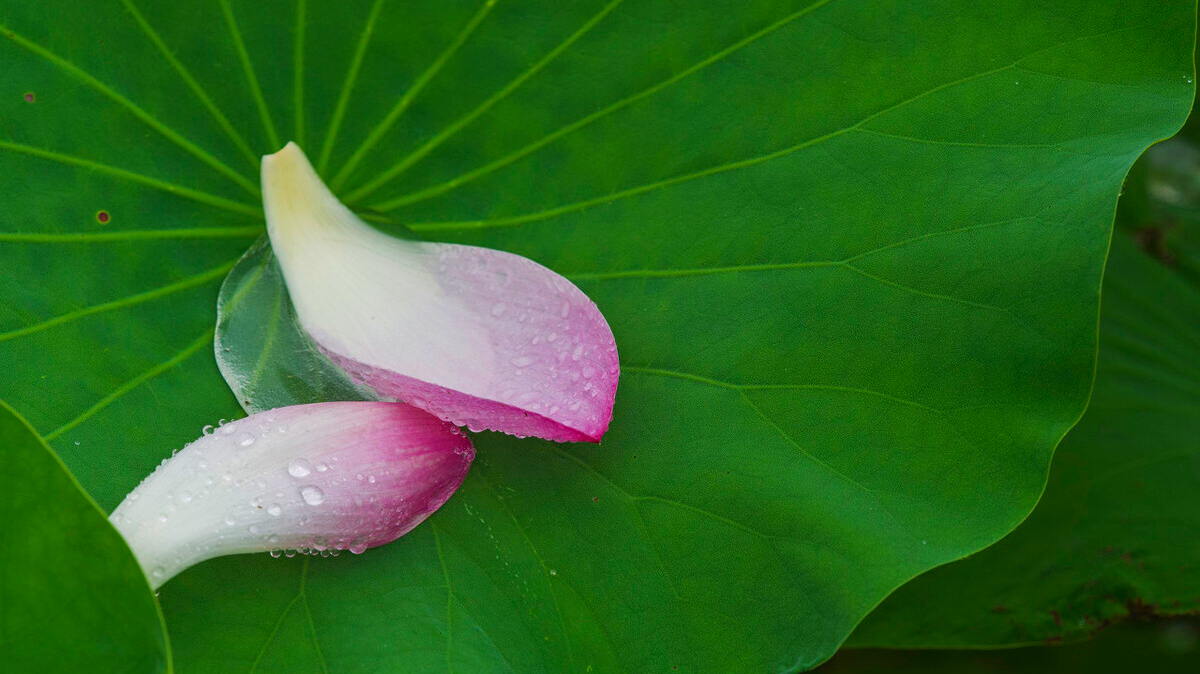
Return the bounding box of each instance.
[511,355,534,367]
[158,512,170,522]
[582,365,595,379]
[224,515,236,526]
[267,503,282,517]
[491,302,507,317]
[300,486,325,506]
[285,549,297,558]
[179,490,193,504]
[250,497,263,508]
[367,474,377,484]
[202,424,214,436]
[270,549,283,558]
[221,421,237,434]
[235,432,255,447]
[151,566,165,579]
[549,569,557,576]
[349,541,368,554]
[315,462,329,473]
[288,459,312,478]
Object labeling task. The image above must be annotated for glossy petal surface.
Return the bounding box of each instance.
[261,143,618,442]
[112,401,474,587]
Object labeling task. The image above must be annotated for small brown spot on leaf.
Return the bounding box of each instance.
[592,496,599,503]
[23,92,34,103]
[96,210,110,224]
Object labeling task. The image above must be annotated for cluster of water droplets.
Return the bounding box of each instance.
[110,403,477,588]
[402,243,619,439]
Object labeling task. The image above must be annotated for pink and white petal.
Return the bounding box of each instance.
[110,402,474,588]
[262,143,619,443]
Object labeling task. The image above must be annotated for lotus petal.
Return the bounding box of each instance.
[110,401,474,588]
[261,143,619,443]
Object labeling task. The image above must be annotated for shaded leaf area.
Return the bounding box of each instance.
[0,400,169,673]
[0,0,1193,672]
[848,197,1200,647]
[825,618,1200,673]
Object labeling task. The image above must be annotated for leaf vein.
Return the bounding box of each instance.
[118,0,260,167]
[0,25,258,194]
[332,0,498,189]
[45,329,213,441]
[218,0,281,150]
[0,262,233,343]
[343,0,626,202]
[0,140,260,216]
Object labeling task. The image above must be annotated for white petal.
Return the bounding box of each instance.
[110,402,473,588]
[262,143,619,442]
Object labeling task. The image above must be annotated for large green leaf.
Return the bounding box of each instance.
[0,399,169,672]
[0,0,1193,671]
[846,146,1200,649]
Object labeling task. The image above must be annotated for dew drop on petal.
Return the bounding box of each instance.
[235,432,255,447]
[267,503,282,517]
[288,458,312,478]
[152,566,165,579]
[300,486,325,506]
